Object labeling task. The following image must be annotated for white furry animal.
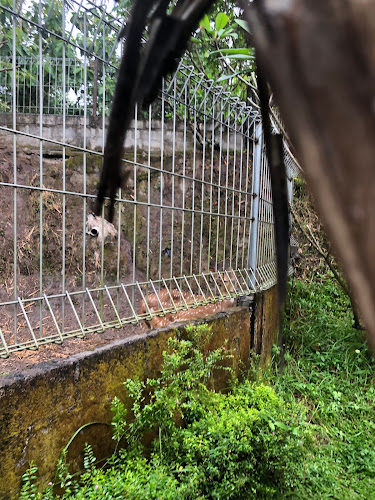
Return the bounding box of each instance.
[85,213,118,245]
[85,214,118,269]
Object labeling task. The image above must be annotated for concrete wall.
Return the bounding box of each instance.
[0,114,244,153]
[251,284,279,369]
[0,286,279,499]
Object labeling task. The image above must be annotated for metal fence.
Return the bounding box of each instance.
[0,0,297,358]
[0,56,117,115]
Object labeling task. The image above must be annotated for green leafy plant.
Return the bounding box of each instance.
[21,324,311,499]
[274,278,375,498]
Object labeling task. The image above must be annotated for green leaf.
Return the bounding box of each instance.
[217,72,240,83]
[274,421,290,431]
[222,54,254,60]
[200,14,211,32]
[234,19,251,34]
[213,48,253,56]
[215,13,228,32]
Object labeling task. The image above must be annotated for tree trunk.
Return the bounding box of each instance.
[240,0,375,349]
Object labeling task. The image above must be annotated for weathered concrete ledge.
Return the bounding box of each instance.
[0,113,243,153]
[0,285,278,499]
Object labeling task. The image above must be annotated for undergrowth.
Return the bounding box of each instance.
[19,278,375,499]
[19,324,311,499]
[273,278,375,499]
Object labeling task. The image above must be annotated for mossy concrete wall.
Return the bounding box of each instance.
[251,284,280,369]
[0,286,278,499]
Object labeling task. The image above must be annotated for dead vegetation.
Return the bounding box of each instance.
[291,177,362,329]
[0,144,251,372]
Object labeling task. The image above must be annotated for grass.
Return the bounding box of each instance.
[273,277,375,499]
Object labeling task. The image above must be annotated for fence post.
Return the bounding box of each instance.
[248,119,263,289]
[92,57,98,117]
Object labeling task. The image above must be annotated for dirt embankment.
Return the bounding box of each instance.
[0,145,251,372]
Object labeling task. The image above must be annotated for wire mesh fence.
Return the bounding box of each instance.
[0,56,117,115]
[0,0,298,358]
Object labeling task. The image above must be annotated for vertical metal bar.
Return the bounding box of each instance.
[56,57,60,113]
[16,53,20,111]
[82,11,88,325]
[132,103,138,304]
[22,57,26,112]
[242,129,250,269]
[29,57,33,112]
[215,97,224,272]
[12,0,18,344]
[180,83,187,276]
[115,30,122,312]
[38,0,43,338]
[223,101,230,270]
[100,28,107,318]
[257,140,265,272]
[146,103,151,283]
[47,58,51,113]
[190,79,197,279]
[73,58,78,115]
[248,120,263,288]
[116,205,122,313]
[158,79,165,288]
[230,107,237,270]
[102,26,106,128]
[207,87,215,274]
[236,116,244,270]
[170,73,176,280]
[61,0,67,333]
[199,86,206,280]
[92,57,98,116]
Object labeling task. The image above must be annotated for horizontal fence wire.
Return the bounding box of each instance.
[0,0,298,358]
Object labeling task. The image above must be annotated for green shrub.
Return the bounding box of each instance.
[162,382,310,498]
[20,323,311,499]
